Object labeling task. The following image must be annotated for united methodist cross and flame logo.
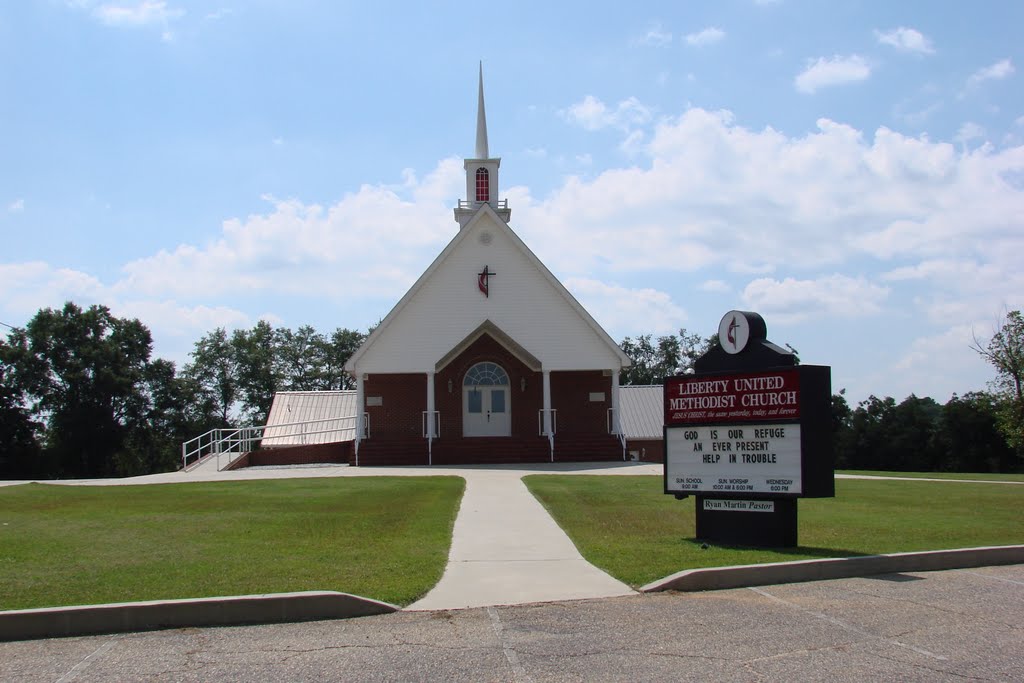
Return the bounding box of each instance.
[478,265,495,298]
[726,314,741,351]
[718,310,751,355]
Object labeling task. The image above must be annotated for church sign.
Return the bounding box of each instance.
[663,311,834,547]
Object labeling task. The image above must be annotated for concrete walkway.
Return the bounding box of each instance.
[408,470,635,611]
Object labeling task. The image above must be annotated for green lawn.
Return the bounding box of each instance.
[523,475,1024,587]
[838,470,1024,482]
[0,477,464,611]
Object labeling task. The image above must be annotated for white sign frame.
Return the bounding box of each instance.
[666,423,802,495]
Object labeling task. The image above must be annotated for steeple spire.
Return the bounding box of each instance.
[455,62,510,228]
[475,61,489,159]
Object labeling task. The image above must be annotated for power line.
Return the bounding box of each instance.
[0,321,15,330]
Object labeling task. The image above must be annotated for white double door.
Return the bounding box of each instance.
[463,385,510,437]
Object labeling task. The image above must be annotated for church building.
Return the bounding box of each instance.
[342,67,634,466]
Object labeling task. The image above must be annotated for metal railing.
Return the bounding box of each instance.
[538,408,558,462]
[457,199,509,210]
[421,411,440,439]
[181,415,358,472]
[607,408,627,460]
[537,408,558,437]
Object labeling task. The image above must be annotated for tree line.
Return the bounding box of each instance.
[0,303,365,479]
[1,303,1021,479]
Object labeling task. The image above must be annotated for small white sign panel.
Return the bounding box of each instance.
[702,499,775,512]
[666,423,802,495]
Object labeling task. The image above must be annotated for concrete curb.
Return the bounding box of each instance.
[641,544,1024,593]
[0,591,398,642]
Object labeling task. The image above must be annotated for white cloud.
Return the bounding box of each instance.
[116,158,463,303]
[564,278,686,337]
[795,55,871,93]
[561,95,652,132]
[740,275,889,323]
[93,1,183,26]
[6,105,1023,401]
[7,199,24,212]
[0,261,253,355]
[637,23,672,47]
[874,27,935,55]
[685,27,725,47]
[885,324,993,401]
[699,280,731,293]
[967,59,1015,88]
[954,121,985,145]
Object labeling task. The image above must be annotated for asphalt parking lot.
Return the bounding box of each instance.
[3,564,1021,682]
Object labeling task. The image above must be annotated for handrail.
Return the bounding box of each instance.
[421,411,440,439]
[457,199,509,210]
[181,415,358,472]
[607,408,627,460]
[537,408,557,437]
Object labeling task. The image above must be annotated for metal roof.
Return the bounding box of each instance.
[262,391,357,446]
[619,385,664,440]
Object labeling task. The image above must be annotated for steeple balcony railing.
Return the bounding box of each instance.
[457,199,508,210]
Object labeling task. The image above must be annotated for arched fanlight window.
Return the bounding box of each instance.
[475,167,490,202]
[464,362,509,387]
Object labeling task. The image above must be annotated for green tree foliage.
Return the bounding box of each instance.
[0,303,172,478]
[619,329,714,385]
[833,391,1017,473]
[973,310,1024,458]
[937,392,1016,472]
[184,322,366,426]
[184,327,237,426]
[0,357,42,478]
[231,321,279,425]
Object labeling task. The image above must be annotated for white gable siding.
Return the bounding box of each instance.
[353,210,623,374]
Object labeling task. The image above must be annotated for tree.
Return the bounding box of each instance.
[184,327,237,426]
[231,321,279,425]
[0,352,42,478]
[973,310,1024,458]
[1,303,156,478]
[619,329,715,385]
[274,325,328,392]
[937,392,1015,472]
[323,328,365,390]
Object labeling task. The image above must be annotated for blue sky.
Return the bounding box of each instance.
[2,1,1022,405]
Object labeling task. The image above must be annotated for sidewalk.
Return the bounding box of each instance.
[408,470,636,611]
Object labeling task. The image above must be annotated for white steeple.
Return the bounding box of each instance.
[455,63,511,228]
[475,62,489,159]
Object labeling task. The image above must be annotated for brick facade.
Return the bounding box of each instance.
[550,370,612,435]
[435,333,543,440]
[363,373,427,438]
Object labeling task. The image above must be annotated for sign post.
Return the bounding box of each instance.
[663,311,834,547]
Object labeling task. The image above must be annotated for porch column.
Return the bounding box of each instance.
[542,369,553,435]
[610,370,621,434]
[426,371,436,438]
[355,373,365,466]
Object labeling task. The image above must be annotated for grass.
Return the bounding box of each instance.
[523,475,1024,587]
[837,470,1024,482]
[0,477,464,611]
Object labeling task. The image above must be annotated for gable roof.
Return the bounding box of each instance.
[345,203,630,373]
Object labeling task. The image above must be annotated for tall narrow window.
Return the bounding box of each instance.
[475,167,490,202]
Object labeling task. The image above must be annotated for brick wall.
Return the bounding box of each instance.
[363,373,427,438]
[551,370,611,435]
[435,333,543,439]
[627,438,665,463]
